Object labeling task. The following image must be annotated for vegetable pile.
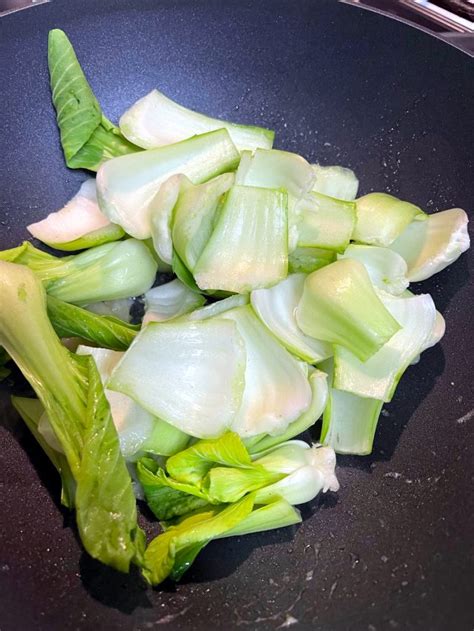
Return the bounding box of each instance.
[0,30,470,585]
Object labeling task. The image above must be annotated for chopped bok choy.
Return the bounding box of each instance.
[27,179,124,251]
[2,26,471,588]
[296,259,401,361]
[119,88,275,152]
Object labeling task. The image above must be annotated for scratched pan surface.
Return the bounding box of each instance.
[0,0,473,629]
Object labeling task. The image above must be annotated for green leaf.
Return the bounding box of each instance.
[48,30,139,170]
[0,262,144,571]
[166,432,253,486]
[142,495,254,585]
[0,346,11,382]
[137,458,209,521]
[47,295,138,351]
[204,465,283,503]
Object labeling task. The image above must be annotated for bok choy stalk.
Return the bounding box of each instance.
[143,279,206,325]
[251,274,332,364]
[96,128,240,239]
[244,369,328,454]
[235,148,315,250]
[288,246,336,274]
[172,173,235,271]
[119,88,275,152]
[47,295,139,351]
[0,239,157,306]
[48,30,140,171]
[296,260,401,361]
[295,192,356,253]
[193,185,288,293]
[220,306,312,437]
[138,432,338,517]
[108,318,246,438]
[338,244,409,295]
[333,290,436,401]
[353,193,426,247]
[27,179,124,251]
[389,208,470,281]
[311,165,359,201]
[180,293,249,321]
[321,358,384,455]
[0,261,145,571]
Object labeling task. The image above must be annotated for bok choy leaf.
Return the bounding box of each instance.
[0,261,144,571]
[48,30,140,171]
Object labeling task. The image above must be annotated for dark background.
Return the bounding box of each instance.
[0,1,473,629]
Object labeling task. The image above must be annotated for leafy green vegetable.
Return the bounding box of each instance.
[296,260,401,361]
[27,179,124,251]
[288,246,336,274]
[245,369,328,454]
[252,441,339,504]
[334,290,436,402]
[143,279,206,326]
[0,261,144,571]
[320,360,383,456]
[96,128,240,239]
[108,318,246,438]
[216,499,302,538]
[0,239,158,306]
[353,193,426,247]
[0,346,11,381]
[47,295,138,350]
[311,164,359,201]
[296,192,356,252]
[48,30,140,170]
[220,306,312,437]
[235,148,315,250]
[181,293,249,322]
[251,274,333,364]
[142,495,254,586]
[389,208,470,281]
[194,185,288,293]
[137,458,209,520]
[338,244,409,295]
[172,173,234,271]
[119,88,275,152]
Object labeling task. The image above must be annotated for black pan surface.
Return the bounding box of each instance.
[0,1,473,629]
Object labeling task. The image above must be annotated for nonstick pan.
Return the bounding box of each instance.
[0,1,473,629]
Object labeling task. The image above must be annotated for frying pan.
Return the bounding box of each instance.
[0,1,473,629]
